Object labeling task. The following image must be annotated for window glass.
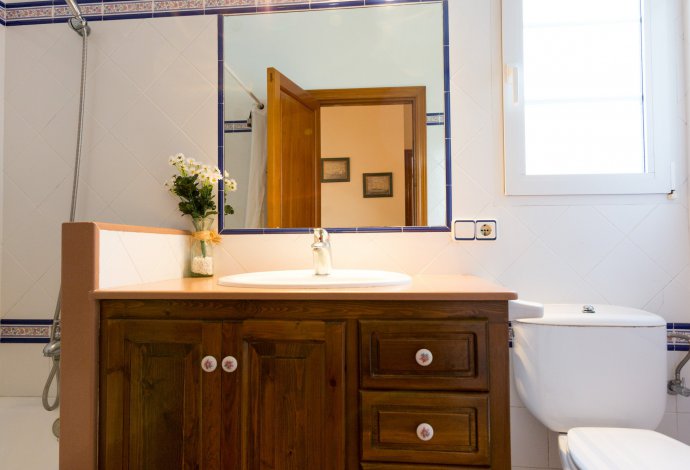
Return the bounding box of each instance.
[522,0,644,175]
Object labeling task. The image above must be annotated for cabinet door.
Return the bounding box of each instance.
[222,320,346,470]
[100,320,222,470]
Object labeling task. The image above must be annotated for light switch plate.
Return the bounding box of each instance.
[476,220,497,240]
[453,220,476,240]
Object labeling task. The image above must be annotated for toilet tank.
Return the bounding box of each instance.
[512,304,667,433]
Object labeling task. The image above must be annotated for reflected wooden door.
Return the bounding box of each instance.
[267,67,321,228]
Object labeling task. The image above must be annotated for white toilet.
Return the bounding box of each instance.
[512,304,690,469]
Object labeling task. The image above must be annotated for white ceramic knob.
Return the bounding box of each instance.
[222,355,238,373]
[416,423,434,441]
[415,348,433,366]
[201,355,217,373]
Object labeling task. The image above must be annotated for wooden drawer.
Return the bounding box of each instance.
[360,391,490,466]
[360,320,488,390]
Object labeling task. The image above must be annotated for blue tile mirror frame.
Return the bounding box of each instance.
[217,0,451,234]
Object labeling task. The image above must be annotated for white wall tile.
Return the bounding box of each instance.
[118,231,186,284]
[646,266,690,323]
[112,95,212,188]
[546,431,562,469]
[629,204,690,278]
[595,204,656,234]
[98,230,143,289]
[109,170,179,228]
[539,206,624,277]
[510,406,550,468]
[85,59,143,131]
[0,252,32,314]
[147,55,215,128]
[678,413,690,445]
[0,397,59,470]
[151,15,211,54]
[0,344,52,396]
[109,22,179,92]
[587,239,670,308]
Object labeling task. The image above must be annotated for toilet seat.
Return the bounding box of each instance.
[564,427,690,470]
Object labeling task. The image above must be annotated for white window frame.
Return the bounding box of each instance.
[502,0,680,196]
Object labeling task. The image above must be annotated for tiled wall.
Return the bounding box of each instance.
[98,228,188,289]
[0,0,688,468]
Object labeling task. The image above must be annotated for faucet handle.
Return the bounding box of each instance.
[313,228,329,243]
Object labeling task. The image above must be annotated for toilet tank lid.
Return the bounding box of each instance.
[514,304,665,327]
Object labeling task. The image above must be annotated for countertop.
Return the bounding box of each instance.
[93,274,518,301]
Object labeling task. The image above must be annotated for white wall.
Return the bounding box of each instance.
[0,2,688,468]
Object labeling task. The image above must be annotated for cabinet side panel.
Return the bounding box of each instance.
[62,223,99,470]
[488,320,511,469]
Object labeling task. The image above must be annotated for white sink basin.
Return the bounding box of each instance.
[218,269,412,289]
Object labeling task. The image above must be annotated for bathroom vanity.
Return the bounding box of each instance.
[94,278,514,470]
[60,223,516,470]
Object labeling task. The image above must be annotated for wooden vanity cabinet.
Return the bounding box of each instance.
[98,299,510,470]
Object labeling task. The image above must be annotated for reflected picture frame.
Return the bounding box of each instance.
[363,172,393,198]
[321,158,351,183]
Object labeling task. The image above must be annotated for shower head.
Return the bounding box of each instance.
[65,0,90,36]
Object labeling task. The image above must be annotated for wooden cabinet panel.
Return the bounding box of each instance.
[100,320,222,470]
[360,391,490,466]
[360,320,488,390]
[98,300,509,470]
[224,320,346,470]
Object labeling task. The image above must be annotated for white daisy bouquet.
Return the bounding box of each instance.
[165,153,237,218]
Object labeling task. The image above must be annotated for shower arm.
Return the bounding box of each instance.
[223,63,264,110]
[668,333,690,397]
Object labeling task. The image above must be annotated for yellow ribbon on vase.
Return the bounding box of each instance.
[192,230,222,245]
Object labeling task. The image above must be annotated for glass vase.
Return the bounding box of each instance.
[190,216,214,277]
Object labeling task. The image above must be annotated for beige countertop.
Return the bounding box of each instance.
[93,274,518,301]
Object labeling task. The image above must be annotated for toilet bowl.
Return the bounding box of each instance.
[558,428,690,470]
[512,304,690,469]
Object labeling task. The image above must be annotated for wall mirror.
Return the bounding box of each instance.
[219,0,450,234]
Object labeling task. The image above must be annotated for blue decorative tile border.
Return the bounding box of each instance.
[224,112,446,134]
[508,321,690,352]
[224,120,251,133]
[2,318,688,348]
[1,0,444,26]
[0,319,52,343]
[669,322,690,351]
[427,112,444,126]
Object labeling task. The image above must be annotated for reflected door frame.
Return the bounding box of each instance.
[309,86,428,226]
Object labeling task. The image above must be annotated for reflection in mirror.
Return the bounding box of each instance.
[220,2,449,232]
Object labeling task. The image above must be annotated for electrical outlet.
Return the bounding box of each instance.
[453,219,476,240]
[475,220,497,240]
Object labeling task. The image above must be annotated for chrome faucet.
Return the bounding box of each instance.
[311,228,332,275]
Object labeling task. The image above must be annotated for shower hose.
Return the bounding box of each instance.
[42,25,88,412]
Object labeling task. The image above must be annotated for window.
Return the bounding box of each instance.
[502,0,680,195]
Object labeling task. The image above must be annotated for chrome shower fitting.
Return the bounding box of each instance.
[65,0,90,36]
[667,333,690,397]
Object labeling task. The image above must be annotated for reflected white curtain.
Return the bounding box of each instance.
[244,105,268,228]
